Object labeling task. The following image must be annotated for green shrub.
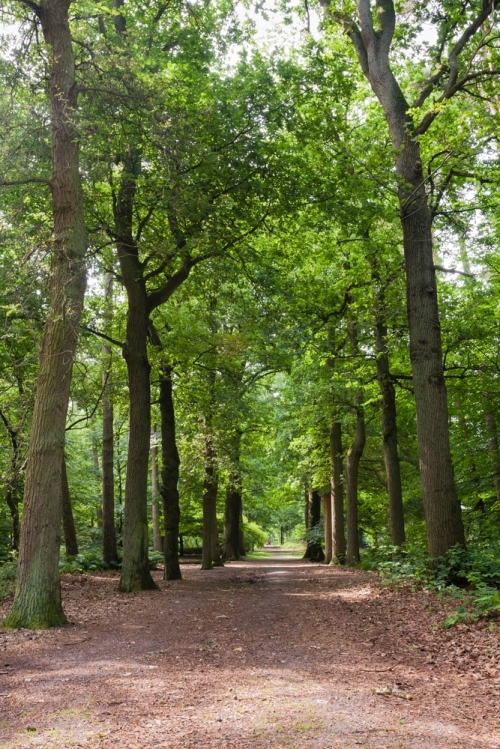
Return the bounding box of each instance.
[242,521,267,552]
[0,560,17,599]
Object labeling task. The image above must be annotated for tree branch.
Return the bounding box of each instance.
[65,373,109,432]
[0,177,51,188]
[376,0,395,58]
[318,1,369,78]
[433,264,474,279]
[147,256,194,312]
[15,0,41,17]
[82,325,124,349]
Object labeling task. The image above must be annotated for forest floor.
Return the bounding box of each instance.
[0,550,499,749]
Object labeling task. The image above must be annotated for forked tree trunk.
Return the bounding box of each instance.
[322,491,332,564]
[151,426,163,553]
[323,0,465,559]
[160,366,182,580]
[101,277,117,565]
[5,0,87,629]
[61,457,78,557]
[115,151,156,593]
[330,421,346,564]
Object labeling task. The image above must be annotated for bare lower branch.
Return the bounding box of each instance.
[65,373,109,432]
[0,177,51,188]
[433,264,474,279]
[82,325,124,349]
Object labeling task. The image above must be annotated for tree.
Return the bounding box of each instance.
[318,0,500,558]
[4,0,87,629]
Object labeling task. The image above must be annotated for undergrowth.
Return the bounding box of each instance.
[0,546,165,597]
[360,526,500,628]
[0,560,17,599]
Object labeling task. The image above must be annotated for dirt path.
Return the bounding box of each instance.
[1,552,499,748]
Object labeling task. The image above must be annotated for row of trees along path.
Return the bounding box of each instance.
[5,0,500,627]
[0,550,499,749]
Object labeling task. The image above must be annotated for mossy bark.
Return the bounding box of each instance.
[4,0,86,629]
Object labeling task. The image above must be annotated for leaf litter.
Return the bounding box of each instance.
[0,552,498,748]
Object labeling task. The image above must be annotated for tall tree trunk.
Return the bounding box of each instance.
[330,421,346,564]
[211,484,223,566]
[484,399,500,504]
[322,491,332,564]
[61,457,78,557]
[323,0,465,559]
[4,490,20,553]
[201,430,216,570]
[374,319,406,547]
[222,430,242,561]
[304,489,324,560]
[151,426,163,553]
[327,329,346,564]
[346,323,365,565]
[115,151,156,593]
[346,407,365,564]
[223,479,242,561]
[159,366,182,580]
[101,275,117,565]
[5,0,87,629]
[91,426,102,528]
[0,409,22,552]
[369,254,405,547]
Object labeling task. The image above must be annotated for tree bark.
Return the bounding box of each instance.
[5,0,87,629]
[159,366,182,580]
[326,329,346,564]
[304,489,324,560]
[374,316,405,547]
[484,399,500,504]
[0,409,22,552]
[346,323,365,565]
[201,430,217,570]
[115,150,156,593]
[151,426,163,553]
[91,427,102,528]
[101,275,117,565]
[223,480,242,561]
[330,421,346,564]
[322,491,332,564]
[211,486,223,566]
[61,457,78,557]
[325,1,465,558]
[346,407,365,564]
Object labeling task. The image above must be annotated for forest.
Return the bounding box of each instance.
[1,0,500,636]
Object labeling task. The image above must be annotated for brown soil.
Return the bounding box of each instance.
[0,550,499,749]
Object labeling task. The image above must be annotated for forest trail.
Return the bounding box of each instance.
[1,553,499,749]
